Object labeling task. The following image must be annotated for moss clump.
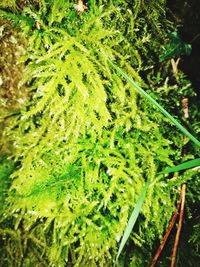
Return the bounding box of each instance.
[0,1,199,266]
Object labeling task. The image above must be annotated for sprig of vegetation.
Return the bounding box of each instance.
[0,1,199,266]
[105,56,200,148]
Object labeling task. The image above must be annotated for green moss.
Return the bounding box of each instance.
[0,1,199,266]
[0,157,15,210]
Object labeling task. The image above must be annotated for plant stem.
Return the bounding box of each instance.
[170,183,186,267]
[170,96,188,267]
[150,193,182,267]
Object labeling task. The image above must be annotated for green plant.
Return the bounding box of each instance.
[105,58,200,262]
[0,1,199,266]
[159,31,192,62]
[0,157,14,210]
[0,0,17,10]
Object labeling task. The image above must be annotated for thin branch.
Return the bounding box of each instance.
[150,193,182,267]
[170,96,188,267]
[170,183,186,267]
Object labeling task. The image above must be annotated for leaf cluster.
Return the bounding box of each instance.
[0,1,199,266]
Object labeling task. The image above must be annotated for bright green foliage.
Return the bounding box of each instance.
[0,157,14,210]
[0,0,199,266]
[107,58,200,148]
[0,0,17,10]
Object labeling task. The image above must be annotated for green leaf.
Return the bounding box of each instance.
[160,158,200,174]
[159,31,192,62]
[116,182,149,262]
[104,54,200,149]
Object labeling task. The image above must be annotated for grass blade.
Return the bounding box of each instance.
[160,158,200,174]
[116,182,149,262]
[104,56,200,148]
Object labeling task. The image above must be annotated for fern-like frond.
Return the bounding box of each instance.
[1,1,197,266]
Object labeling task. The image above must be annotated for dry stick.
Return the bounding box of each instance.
[150,193,182,267]
[170,184,186,267]
[170,97,189,267]
[150,94,189,267]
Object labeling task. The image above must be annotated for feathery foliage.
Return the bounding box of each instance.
[0,0,199,266]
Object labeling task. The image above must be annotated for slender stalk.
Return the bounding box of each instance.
[150,94,190,267]
[170,184,186,267]
[116,182,149,262]
[170,97,188,267]
[150,193,182,267]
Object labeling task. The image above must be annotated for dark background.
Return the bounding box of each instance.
[168,0,200,99]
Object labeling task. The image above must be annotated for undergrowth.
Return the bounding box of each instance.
[0,0,199,266]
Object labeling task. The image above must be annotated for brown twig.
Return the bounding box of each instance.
[151,68,190,266]
[170,184,186,267]
[170,96,188,267]
[150,193,182,267]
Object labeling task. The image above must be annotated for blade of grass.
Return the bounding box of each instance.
[101,52,200,262]
[160,158,200,174]
[116,182,149,262]
[103,54,200,148]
